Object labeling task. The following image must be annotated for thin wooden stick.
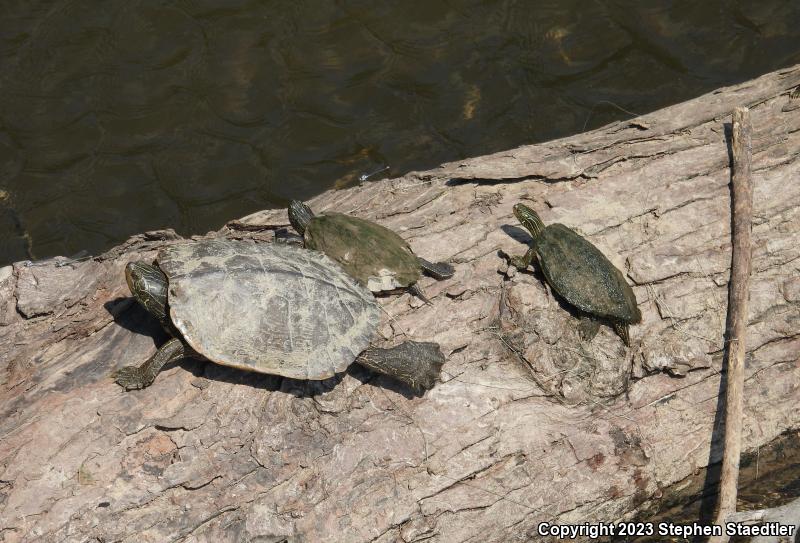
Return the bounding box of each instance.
[708,107,754,543]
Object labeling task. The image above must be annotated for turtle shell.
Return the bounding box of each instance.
[535,224,641,324]
[157,239,380,380]
[303,212,421,292]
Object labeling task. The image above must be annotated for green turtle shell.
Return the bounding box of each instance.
[535,224,641,324]
[157,239,380,380]
[303,212,421,292]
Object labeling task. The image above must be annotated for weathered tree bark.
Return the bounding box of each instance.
[2,64,800,543]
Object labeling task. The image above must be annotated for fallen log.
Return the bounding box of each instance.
[2,64,800,542]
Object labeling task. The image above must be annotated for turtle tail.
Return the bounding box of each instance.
[418,257,455,280]
[288,200,315,236]
[513,203,544,238]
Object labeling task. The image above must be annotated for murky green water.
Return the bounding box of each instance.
[2,1,800,266]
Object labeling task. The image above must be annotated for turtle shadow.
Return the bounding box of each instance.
[198,362,286,392]
[161,356,424,399]
[276,366,424,399]
[347,366,426,399]
[212,370,346,398]
[555,297,583,325]
[111,345,425,399]
[500,224,533,245]
[276,368,422,400]
[104,297,167,345]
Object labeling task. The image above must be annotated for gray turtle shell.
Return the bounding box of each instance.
[157,239,380,380]
[304,212,421,293]
[536,224,641,324]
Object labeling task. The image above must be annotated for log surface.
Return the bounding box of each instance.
[2,65,800,543]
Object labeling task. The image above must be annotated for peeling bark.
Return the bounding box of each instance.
[2,65,800,543]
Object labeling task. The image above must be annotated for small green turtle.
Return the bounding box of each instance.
[288,200,455,301]
[112,239,445,391]
[510,203,641,346]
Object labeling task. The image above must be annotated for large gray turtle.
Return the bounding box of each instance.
[112,239,444,391]
[510,203,641,346]
[287,200,454,301]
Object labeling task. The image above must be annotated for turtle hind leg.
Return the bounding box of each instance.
[112,338,192,390]
[418,257,455,280]
[613,322,631,347]
[577,317,601,342]
[356,341,445,392]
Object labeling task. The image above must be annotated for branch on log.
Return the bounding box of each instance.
[2,65,800,542]
[709,107,754,543]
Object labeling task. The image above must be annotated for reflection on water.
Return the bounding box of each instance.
[1,1,799,265]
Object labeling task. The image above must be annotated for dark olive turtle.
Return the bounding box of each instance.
[112,239,445,391]
[510,203,641,346]
[288,200,455,301]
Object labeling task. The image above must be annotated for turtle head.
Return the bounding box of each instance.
[288,200,315,236]
[125,261,169,324]
[513,203,545,239]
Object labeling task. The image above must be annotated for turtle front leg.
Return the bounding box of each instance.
[509,247,536,271]
[112,338,193,390]
[356,341,445,392]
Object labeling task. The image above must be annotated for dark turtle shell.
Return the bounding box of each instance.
[157,239,380,380]
[303,212,421,292]
[535,224,641,324]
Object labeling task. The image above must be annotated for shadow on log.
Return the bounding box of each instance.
[2,65,800,542]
